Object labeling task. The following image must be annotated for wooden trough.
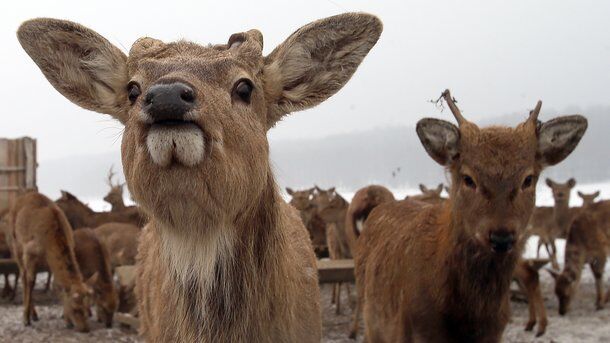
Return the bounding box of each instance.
[0,258,19,274]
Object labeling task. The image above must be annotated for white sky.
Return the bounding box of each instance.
[3,0,609,161]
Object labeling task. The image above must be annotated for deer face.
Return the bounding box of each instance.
[417,92,587,255]
[546,178,576,204]
[286,187,316,212]
[312,187,347,222]
[18,15,382,229]
[578,190,600,206]
[63,283,94,332]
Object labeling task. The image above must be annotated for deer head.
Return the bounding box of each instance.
[418,183,444,197]
[578,190,600,207]
[63,278,95,332]
[103,165,125,207]
[546,178,576,205]
[416,90,587,255]
[312,186,347,222]
[286,187,316,212]
[18,14,382,231]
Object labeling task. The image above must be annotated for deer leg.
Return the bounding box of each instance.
[335,282,342,315]
[1,273,10,298]
[331,283,337,305]
[44,272,52,292]
[550,240,560,270]
[536,238,543,258]
[349,294,362,339]
[11,269,20,301]
[591,258,606,310]
[22,254,37,326]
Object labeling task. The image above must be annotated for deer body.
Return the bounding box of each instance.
[95,222,140,268]
[56,191,145,229]
[287,187,329,258]
[353,91,587,342]
[9,192,93,331]
[19,13,382,341]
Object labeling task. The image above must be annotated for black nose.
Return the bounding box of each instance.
[489,230,515,253]
[143,82,195,122]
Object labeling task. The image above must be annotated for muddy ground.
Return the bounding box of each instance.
[1,270,609,342]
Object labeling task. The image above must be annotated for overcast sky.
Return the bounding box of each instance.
[3,0,609,162]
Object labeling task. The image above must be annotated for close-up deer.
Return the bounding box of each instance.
[353,91,587,342]
[18,13,382,342]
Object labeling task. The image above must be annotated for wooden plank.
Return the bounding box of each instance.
[24,137,36,190]
[115,312,140,331]
[317,259,354,284]
[0,258,19,274]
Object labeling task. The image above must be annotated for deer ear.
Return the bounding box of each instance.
[594,191,600,198]
[546,178,554,188]
[263,13,382,127]
[578,191,584,198]
[17,18,128,122]
[567,178,576,188]
[416,118,460,166]
[538,115,587,167]
[436,184,443,193]
[419,184,427,193]
[285,187,294,196]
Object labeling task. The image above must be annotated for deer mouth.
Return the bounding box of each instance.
[146,120,205,167]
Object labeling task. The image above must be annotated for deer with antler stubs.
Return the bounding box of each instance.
[18,13,382,342]
[353,90,587,342]
[104,166,127,211]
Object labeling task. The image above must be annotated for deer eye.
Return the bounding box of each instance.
[232,79,253,104]
[462,175,476,190]
[522,175,534,190]
[127,82,141,104]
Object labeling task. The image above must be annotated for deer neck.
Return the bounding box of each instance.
[112,200,126,211]
[553,199,571,226]
[45,230,84,289]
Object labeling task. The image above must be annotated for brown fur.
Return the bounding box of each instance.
[353,95,587,342]
[56,190,145,229]
[287,187,328,258]
[513,260,548,337]
[312,186,352,314]
[0,213,19,299]
[578,190,600,207]
[406,183,447,203]
[345,185,395,255]
[73,228,118,327]
[9,192,94,332]
[552,200,610,314]
[94,222,140,268]
[18,13,382,341]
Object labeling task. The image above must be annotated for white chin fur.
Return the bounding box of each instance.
[146,125,205,167]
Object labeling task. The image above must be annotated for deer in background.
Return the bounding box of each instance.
[56,191,144,228]
[345,185,395,255]
[578,190,600,207]
[9,192,94,332]
[73,228,118,327]
[103,167,147,227]
[19,13,382,341]
[95,223,140,268]
[353,90,587,342]
[312,186,352,314]
[550,200,610,314]
[287,187,329,258]
[405,183,447,203]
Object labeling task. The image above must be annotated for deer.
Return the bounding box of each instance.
[352,90,587,342]
[405,183,446,203]
[578,190,600,207]
[18,13,382,342]
[73,228,118,327]
[94,222,140,268]
[103,167,147,225]
[345,185,395,255]
[312,186,352,315]
[550,200,610,315]
[287,187,329,258]
[0,212,19,300]
[56,190,145,228]
[8,192,94,332]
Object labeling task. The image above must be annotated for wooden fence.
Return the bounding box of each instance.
[0,137,37,213]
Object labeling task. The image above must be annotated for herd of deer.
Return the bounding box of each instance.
[3,11,607,342]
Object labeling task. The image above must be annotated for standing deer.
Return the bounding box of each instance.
[9,192,94,332]
[312,186,352,314]
[287,187,328,257]
[18,13,382,342]
[353,90,587,342]
[103,166,128,211]
[578,190,600,207]
[345,185,395,254]
[550,200,610,314]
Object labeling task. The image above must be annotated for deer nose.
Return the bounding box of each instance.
[143,82,195,122]
[489,229,515,253]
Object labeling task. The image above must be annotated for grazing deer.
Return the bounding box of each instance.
[312,186,352,314]
[550,200,610,314]
[95,222,140,268]
[56,191,144,228]
[73,228,118,327]
[345,185,395,254]
[18,13,382,342]
[9,192,94,332]
[578,190,600,207]
[353,90,587,342]
[405,183,446,203]
[287,187,329,258]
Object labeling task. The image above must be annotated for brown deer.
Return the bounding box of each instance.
[513,259,549,337]
[73,228,118,327]
[103,166,127,211]
[9,192,94,332]
[405,183,446,203]
[345,185,395,254]
[56,190,145,228]
[287,187,329,258]
[578,190,600,207]
[0,213,19,300]
[550,200,610,314]
[18,13,382,342]
[312,186,352,314]
[94,222,140,268]
[353,90,587,342]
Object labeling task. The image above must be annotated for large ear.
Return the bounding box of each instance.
[416,118,460,166]
[593,191,600,198]
[545,178,555,188]
[567,178,576,188]
[285,187,294,196]
[537,115,587,167]
[17,18,128,122]
[419,184,427,193]
[263,13,382,127]
[435,184,443,194]
[578,191,584,198]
